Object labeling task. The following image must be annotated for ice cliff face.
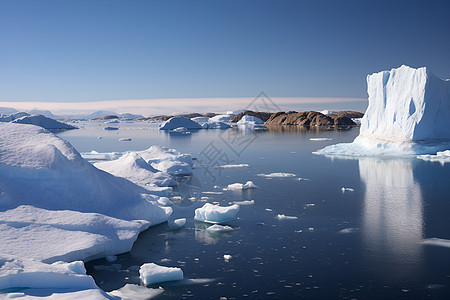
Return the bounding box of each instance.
[315,65,450,156]
[360,65,450,142]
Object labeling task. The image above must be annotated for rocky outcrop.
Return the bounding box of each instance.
[265,111,358,126]
[326,111,364,119]
[229,110,273,123]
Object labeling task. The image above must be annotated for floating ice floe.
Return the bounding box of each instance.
[422,238,450,248]
[223,254,232,262]
[94,152,177,188]
[170,126,191,135]
[206,224,234,232]
[315,65,450,156]
[224,181,257,190]
[338,228,359,234]
[159,116,202,130]
[276,214,298,220]
[139,263,184,286]
[309,138,333,141]
[158,196,171,206]
[194,203,240,224]
[118,137,132,141]
[108,284,164,300]
[234,200,255,205]
[104,126,119,130]
[257,172,296,178]
[417,150,450,165]
[341,187,355,192]
[171,218,187,229]
[215,163,249,168]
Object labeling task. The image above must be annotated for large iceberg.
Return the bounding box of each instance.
[159,116,202,130]
[12,114,77,130]
[315,65,450,156]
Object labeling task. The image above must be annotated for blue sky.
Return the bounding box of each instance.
[0,0,449,104]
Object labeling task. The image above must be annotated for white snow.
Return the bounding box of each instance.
[315,65,450,156]
[257,172,296,178]
[422,238,450,248]
[108,284,164,299]
[194,203,240,224]
[224,181,257,190]
[236,115,264,125]
[215,164,249,168]
[11,114,77,130]
[159,116,202,130]
[276,214,298,220]
[417,150,450,165]
[94,152,177,188]
[206,224,234,232]
[139,263,184,285]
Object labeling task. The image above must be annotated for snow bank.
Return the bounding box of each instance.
[94,152,177,187]
[12,114,77,130]
[159,116,202,130]
[139,263,183,285]
[225,181,257,190]
[315,65,450,156]
[194,203,240,224]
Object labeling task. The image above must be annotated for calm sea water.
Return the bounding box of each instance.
[58,121,450,299]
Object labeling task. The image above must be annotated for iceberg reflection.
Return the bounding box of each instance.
[359,158,423,281]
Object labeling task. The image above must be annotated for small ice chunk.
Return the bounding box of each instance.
[158,197,170,206]
[338,228,359,234]
[171,218,186,229]
[206,224,234,232]
[106,255,117,262]
[234,200,255,205]
[423,237,450,248]
[304,203,315,207]
[225,181,257,190]
[277,214,298,220]
[118,138,132,141]
[108,284,164,299]
[194,203,239,224]
[223,254,232,262]
[139,263,183,286]
[257,173,296,178]
[309,138,333,141]
[215,164,249,168]
[341,187,355,192]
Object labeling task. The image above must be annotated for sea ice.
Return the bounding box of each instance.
[159,116,202,130]
[309,138,333,141]
[276,214,298,220]
[108,284,164,300]
[139,263,184,286]
[234,200,255,205]
[417,150,450,165]
[315,65,450,156]
[224,181,257,190]
[210,114,233,122]
[171,218,187,229]
[223,254,232,262]
[118,137,132,141]
[138,145,194,176]
[341,187,355,192]
[215,163,249,168]
[194,203,240,224]
[257,172,296,178]
[206,224,234,232]
[201,121,231,129]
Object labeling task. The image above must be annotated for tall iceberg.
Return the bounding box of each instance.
[315,65,450,156]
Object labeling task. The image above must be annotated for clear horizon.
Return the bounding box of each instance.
[0,0,449,108]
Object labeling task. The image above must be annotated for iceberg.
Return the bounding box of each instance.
[159,116,202,130]
[224,181,257,190]
[139,263,184,285]
[108,284,164,299]
[138,145,194,176]
[94,152,177,188]
[257,172,296,178]
[315,65,450,156]
[206,224,234,232]
[417,150,450,165]
[210,114,233,122]
[237,115,265,125]
[11,114,77,130]
[194,203,240,224]
[201,121,231,129]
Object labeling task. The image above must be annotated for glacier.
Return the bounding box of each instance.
[315,65,450,156]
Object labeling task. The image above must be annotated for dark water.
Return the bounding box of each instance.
[58,122,450,299]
